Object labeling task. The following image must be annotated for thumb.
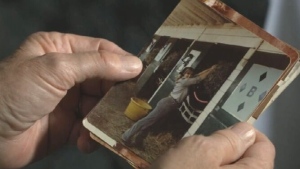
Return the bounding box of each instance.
[208,122,256,165]
[32,50,142,90]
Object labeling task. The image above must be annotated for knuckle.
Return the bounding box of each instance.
[183,135,218,161]
[213,130,241,153]
[94,51,106,65]
[27,31,68,46]
[42,53,73,73]
[190,135,213,148]
[25,53,68,75]
[25,53,75,88]
[28,31,60,39]
[96,50,119,70]
[28,31,47,38]
[27,31,51,41]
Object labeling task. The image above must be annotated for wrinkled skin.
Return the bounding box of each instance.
[0,32,142,168]
[150,122,275,169]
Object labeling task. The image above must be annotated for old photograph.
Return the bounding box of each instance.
[84,0,296,166]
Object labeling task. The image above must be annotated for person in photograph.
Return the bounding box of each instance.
[187,61,235,111]
[122,66,215,148]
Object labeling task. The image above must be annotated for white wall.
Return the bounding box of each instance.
[156,24,263,48]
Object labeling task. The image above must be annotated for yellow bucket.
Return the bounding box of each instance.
[124,97,152,121]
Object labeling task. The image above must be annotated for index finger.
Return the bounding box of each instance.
[17,32,129,58]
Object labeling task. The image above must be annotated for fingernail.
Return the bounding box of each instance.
[230,122,255,144]
[121,55,142,73]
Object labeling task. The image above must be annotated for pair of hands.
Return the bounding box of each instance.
[0,32,275,169]
[197,65,216,79]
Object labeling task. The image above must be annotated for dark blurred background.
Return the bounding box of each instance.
[0,0,268,57]
[1,0,300,169]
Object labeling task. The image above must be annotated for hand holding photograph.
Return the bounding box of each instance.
[83,0,300,168]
